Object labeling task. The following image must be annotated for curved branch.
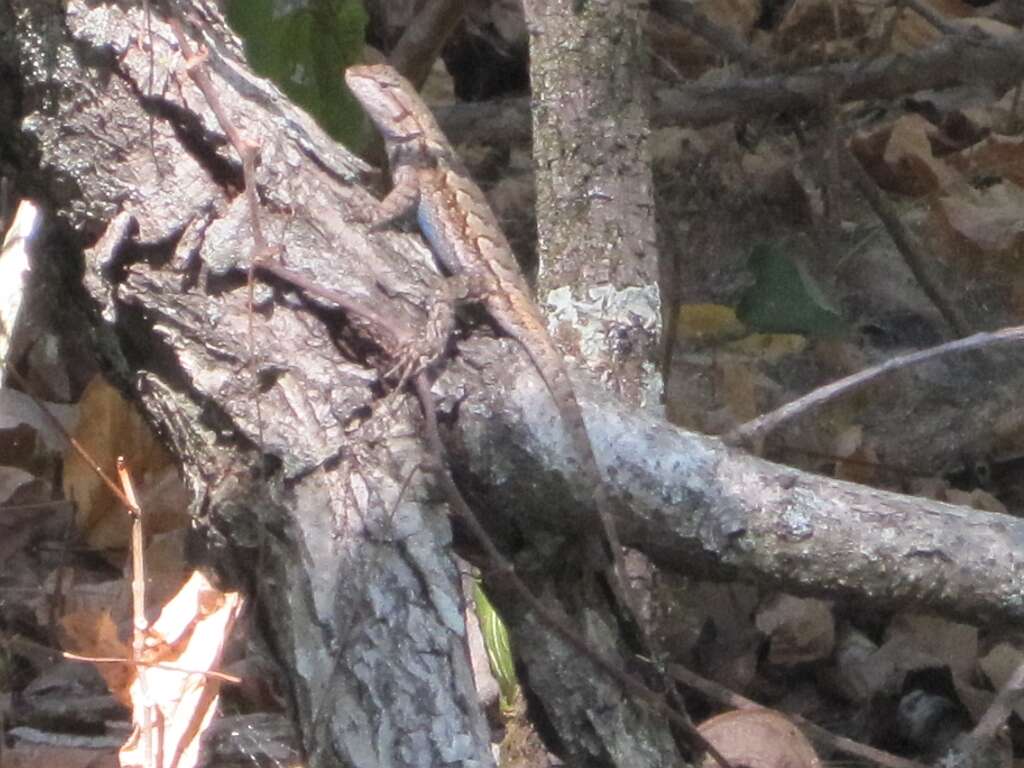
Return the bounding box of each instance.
[436,29,1024,145]
[441,338,1024,628]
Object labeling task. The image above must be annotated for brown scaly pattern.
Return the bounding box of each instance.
[345,63,639,640]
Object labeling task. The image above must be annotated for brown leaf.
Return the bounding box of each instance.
[934,183,1024,261]
[850,115,959,197]
[949,135,1024,189]
[698,708,822,768]
[886,613,978,681]
[756,595,835,666]
[63,375,189,551]
[59,608,133,706]
[875,0,974,53]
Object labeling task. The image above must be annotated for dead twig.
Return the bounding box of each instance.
[670,664,929,768]
[728,324,1024,446]
[840,145,968,336]
[389,0,467,90]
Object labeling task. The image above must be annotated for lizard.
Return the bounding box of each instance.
[343,63,643,650]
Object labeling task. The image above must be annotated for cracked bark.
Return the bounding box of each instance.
[5,2,1024,768]
[523,0,663,415]
[440,343,1024,628]
[6,2,491,767]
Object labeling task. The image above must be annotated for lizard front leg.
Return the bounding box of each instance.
[365,163,421,230]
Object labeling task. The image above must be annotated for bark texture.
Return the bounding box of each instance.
[6,3,1024,768]
[443,343,1024,629]
[5,2,493,766]
[522,0,663,413]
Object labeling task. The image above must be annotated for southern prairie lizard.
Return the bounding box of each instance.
[344,63,733,765]
[344,64,634,611]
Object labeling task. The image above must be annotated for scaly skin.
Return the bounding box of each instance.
[345,62,637,619]
[342,62,732,764]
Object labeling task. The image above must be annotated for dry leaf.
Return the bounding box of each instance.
[851,116,959,197]
[944,488,1007,515]
[689,583,762,692]
[700,0,759,36]
[830,623,964,702]
[884,115,959,194]
[676,304,746,342]
[832,450,881,485]
[63,375,189,551]
[756,595,835,666]
[977,644,1024,720]
[934,183,1024,261]
[885,613,978,681]
[120,571,243,768]
[718,357,760,424]
[979,643,1024,693]
[875,0,972,53]
[949,135,1024,189]
[698,708,822,768]
[830,626,879,701]
[60,608,134,706]
[53,577,130,631]
[726,333,808,361]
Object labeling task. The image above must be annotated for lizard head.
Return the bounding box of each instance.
[345,64,441,147]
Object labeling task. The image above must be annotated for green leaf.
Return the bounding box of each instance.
[736,242,848,337]
[226,0,367,143]
[473,581,518,711]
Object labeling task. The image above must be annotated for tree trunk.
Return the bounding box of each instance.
[5,2,1024,768]
[5,2,493,766]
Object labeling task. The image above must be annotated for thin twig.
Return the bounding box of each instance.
[728,324,1024,445]
[117,458,157,768]
[62,652,242,684]
[411,373,733,768]
[840,145,967,336]
[670,664,929,768]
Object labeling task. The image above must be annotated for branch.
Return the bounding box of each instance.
[436,29,1024,146]
[654,29,1024,127]
[728,325,1024,446]
[438,337,1024,628]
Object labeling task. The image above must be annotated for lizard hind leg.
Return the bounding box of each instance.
[380,277,460,386]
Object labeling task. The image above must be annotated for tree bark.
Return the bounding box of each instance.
[522,0,663,413]
[506,2,684,765]
[5,2,493,766]
[6,3,1024,768]
[441,342,1024,628]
